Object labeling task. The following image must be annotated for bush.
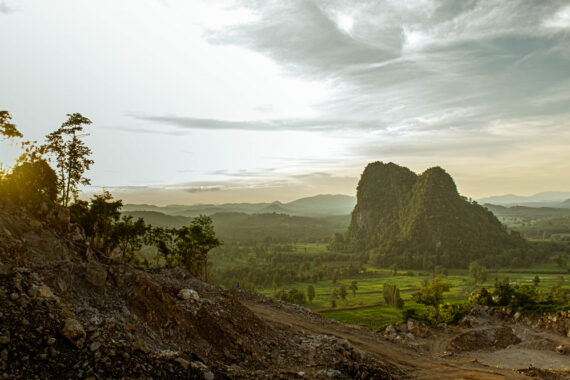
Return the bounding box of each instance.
[274,288,306,304]
[439,302,468,324]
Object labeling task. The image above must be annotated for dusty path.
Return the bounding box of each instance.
[244,302,529,379]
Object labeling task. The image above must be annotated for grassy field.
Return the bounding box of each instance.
[256,261,570,331]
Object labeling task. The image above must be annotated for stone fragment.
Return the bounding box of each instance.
[29,285,57,301]
[61,318,86,348]
[178,289,200,301]
[85,263,107,288]
[175,357,190,369]
[89,342,101,352]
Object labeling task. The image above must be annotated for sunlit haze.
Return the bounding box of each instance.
[1,0,570,204]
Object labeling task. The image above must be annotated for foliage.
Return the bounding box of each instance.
[339,285,347,301]
[109,215,149,263]
[412,275,451,322]
[0,111,23,140]
[347,162,532,269]
[349,280,358,296]
[174,215,221,281]
[383,283,404,309]
[532,275,540,287]
[438,302,469,324]
[0,159,58,207]
[307,285,315,302]
[469,261,488,284]
[70,192,123,249]
[274,288,306,304]
[45,113,93,206]
[469,279,570,314]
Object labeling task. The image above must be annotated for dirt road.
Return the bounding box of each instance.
[244,301,532,379]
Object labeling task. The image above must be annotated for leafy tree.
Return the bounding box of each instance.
[175,215,221,281]
[109,215,148,263]
[554,255,566,268]
[433,265,448,277]
[70,191,122,249]
[145,226,177,265]
[0,111,23,140]
[469,261,488,284]
[553,275,565,288]
[349,280,358,296]
[390,263,398,275]
[412,275,451,322]
[339,284,347,301]
[532,275,540,287]
[383,283,404,309]
[0,159,58,206]
[307,285,315,302]
[331,288,339,308]
[45,113,93,206]
[492,278,515,306]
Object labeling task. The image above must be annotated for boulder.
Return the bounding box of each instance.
[85,263,107,288]
[28,285,58,302]
[61,318,86,348]
[178,289,200,301]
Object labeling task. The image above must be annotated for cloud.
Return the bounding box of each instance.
[0,1,15,14]
[184,186,222,193]
[131,114,386,132]
[543,4,570,29]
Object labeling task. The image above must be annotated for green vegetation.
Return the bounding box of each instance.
[0,110,221,282]
[383,284,404,309]
[344,162,534,269]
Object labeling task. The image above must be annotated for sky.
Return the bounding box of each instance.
[1,0,569,205]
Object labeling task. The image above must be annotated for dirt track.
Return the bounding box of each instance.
[243,301,533,379]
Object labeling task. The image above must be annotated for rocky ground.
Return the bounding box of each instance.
[1,203,569,379]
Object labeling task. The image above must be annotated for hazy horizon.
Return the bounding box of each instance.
[2,0,570,205]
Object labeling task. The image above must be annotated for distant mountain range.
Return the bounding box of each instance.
[122,194,357,218]
[477,191,570,208]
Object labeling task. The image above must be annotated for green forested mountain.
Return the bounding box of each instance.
[346,162,532,269]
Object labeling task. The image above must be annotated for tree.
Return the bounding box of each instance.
[339,285,347,302]
[532,275,540,287]
[349,280,358,296]
[109,215,148,263]
[412,275,451,322]
[331,288,339,308]
[69,191,122,249]
[469,261,488,284]
[175,215,221,281]
[390,263,398,275]
[383,283,404,309]
[145,226,177,265]
[45,113,93,206]
[0,111,23,140]
[0,159,58,207]
[307,285,315,302]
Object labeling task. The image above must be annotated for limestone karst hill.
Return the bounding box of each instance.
[347,162,528,268]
